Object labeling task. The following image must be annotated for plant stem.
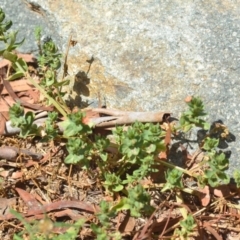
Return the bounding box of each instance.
[158,159,194,177]
[26,73,67,118]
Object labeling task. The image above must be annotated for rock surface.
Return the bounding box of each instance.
[2,0,240,174]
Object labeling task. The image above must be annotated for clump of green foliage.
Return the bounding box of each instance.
[34,27,69,105]
[1,7,237,239]
[174,215,197,239]
[180,97,210,132]
[9,102,38,138]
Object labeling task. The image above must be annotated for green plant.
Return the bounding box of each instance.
[62,118,165,192]
[0,8,12,38]
[174,215,197,239]
[112,184,154,217]
[0,9,68,117]
[180,97,210,132]
[103,172,124,193]
[42,112,59,141]
[233,170,240,188]
[61,112,94,167]
[1,8,237,239]
[90,201,121,240]
[9,102,39,138]
[34,27,69,108]
[161,168,184,192]
[197,137,230,187]
[113,122,165,182]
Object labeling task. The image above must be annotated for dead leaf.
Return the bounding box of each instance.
[203,222,223,240]
[158,151,167,160]
[54,209,85,221]
[118,212,136,233]
[0,197,17,216]
[213,185,230,198]
[11,171,24,179]
[0,170,10,177]
[16,53,36,63]
[0,79,39,95]
[0,113,7,135]
[25,89,40,103]
[0,146,18,160]
[164,123,171,147]
[0,95,15,112]
[2,78,52,111]
[82,109,101,124]
[139,178,153,187]
[198,185,211,207]
[15,188,42,210]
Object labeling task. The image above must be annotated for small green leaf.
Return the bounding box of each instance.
[203,137,219,151]
[2,20,12,32]
[234,170,240,188]
[179,215,197,237]
[146,143,156,153]
[7,71,24,81]
[64,154,82,164]
[112,185,124,192]
[0,9,5,22]
[100,153,108,161]
[53,79,70,87]
[3,50,17,62]
[9,102,24,119]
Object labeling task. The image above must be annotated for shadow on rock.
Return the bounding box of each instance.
[166,119,236,168]
[66,70,91,109]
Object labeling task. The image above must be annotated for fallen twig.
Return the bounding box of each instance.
[3,108,170,135]
[87,108,170,127]
[0,146,43,160]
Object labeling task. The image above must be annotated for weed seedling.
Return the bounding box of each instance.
[9,102,39,138]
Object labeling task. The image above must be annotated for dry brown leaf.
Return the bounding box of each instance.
[11,171,24,179]
[0,197,17,216]
[0,192,99,220]
[103,195,114,202]
[0,146,18,160]
[198,185,211,207]
[17,95,34,104]
[0,113,7,134]
[0,79,39,95]
[164,123,171,146]
[54,209,85,221]
[0,170,10,178]
[213,185,230,198]
[25,89,40,103]
[158,151,167,160]
[32,192,47,205]
[139,178,153,187]
[16,53,36,63]
[0,95,15,112]
[2,78,52,111]
[15,188,42,210]
[82,109,101,124]
[118,213,136,233]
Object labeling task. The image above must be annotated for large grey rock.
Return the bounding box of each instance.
[1,0,61,53]
[2,0,240,174]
